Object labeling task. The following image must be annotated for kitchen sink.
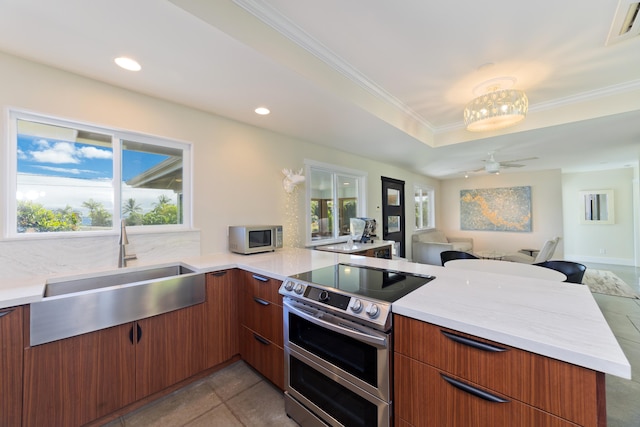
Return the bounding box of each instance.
[30,263,205,346]
[43,264,198,297]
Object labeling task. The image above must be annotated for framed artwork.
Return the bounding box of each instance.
[579,189,614,224]
[460,186,532,232]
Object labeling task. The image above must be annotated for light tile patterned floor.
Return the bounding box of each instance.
[102,361,298,427]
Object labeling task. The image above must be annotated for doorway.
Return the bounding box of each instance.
[381,177,405,258]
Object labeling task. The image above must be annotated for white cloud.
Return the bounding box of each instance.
[35,138,50,148]
[35,166,101,175]
[78,146,113,159]
[26,140,112,165]
[30,142,79,164]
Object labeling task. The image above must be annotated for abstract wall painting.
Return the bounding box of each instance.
[460,186,532,232]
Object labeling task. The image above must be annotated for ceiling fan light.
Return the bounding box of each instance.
[485,161,501,174]
[464,89,528,132]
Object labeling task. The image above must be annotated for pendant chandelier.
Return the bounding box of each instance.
[464,87,528,132]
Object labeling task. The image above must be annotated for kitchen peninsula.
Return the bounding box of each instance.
[314,239,394,258]
[0,248,630,426]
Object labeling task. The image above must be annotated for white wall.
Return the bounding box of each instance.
[0,52,438,279]
[439,170,565,258]
[562,168,637,265]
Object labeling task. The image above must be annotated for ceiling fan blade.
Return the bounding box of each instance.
[500,156,539,164]
[500,163,525,168]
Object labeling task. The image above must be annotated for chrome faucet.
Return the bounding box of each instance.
[118,219,137,268]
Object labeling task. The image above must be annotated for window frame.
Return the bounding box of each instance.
[5,109,193,238]
[414,183,435,231]
[305,159,367,246]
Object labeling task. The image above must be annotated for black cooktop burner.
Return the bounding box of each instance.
[289,263,435,303]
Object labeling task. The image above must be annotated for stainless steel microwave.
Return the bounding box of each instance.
[228,225,283,254]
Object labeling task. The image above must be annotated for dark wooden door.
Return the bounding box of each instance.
[381,177,405,257]
[135,303,207,400]
[206,269,240,368]
[22,323,135,427]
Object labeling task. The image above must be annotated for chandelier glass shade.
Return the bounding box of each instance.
[464,89,528,132]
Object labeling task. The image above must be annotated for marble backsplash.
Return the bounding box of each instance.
[0,230,201,280]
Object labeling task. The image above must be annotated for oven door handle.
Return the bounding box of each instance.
[284,299,388,348]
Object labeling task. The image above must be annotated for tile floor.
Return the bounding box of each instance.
[103,262,640,427]
[585,262,640,427]
[102,361,297,427]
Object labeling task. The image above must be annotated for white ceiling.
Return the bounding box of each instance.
[0,0,639,179]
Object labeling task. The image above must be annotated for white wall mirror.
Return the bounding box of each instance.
[579,189,614,224]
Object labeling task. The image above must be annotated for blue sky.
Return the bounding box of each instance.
[17,134,168,180]
[16,134,175,214]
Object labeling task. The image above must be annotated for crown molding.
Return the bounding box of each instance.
[528,79,640,113]
[232,0,435,132]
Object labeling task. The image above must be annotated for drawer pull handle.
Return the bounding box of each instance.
[0,310,14,318]
[253,333,270,346]
[441,330,506,353]
[440,374,509,403]
[253,297,270,306]
[252,274,269,282]
[212,271,228,277]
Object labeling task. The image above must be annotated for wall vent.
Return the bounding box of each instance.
[606,0,640,45]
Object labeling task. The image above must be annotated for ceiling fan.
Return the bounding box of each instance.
[475,152,539,174]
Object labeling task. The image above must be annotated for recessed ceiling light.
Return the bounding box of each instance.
[114,57,141,71]
[255,107,270,115]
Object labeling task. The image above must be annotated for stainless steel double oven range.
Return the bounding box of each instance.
[279,263,435,427]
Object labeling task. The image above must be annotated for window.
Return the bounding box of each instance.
[7,111,191,236]
[414,184,434,230]
[306,161,366,244]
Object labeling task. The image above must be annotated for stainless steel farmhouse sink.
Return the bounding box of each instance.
[30,263,205,346]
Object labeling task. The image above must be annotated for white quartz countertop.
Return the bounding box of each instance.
[0,248,630,379]
[313,240,394,254]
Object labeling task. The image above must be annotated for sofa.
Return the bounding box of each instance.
[412,229,474,265]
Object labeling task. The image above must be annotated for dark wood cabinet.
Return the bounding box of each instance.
[23,302,206,426]
[0,306,23,427]
[395,354,577,427]
[205,269,240,368]
[135,303,207,399]
[394,315,606,427]
[23,323,135,427]
[239,270,284,389]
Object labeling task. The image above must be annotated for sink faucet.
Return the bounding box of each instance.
[118,219,137,268]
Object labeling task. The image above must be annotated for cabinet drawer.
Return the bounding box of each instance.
[394,315,604,427]
[240,325,284,390]
[242,271,282,306]
[240,287,284,347]
[395,354,579,427]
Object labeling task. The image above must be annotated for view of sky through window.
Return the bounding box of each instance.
[15,118,183,232]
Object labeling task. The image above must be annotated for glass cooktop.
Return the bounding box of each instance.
[289,263,435,303]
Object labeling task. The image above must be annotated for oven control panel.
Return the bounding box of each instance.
[280,279,391,330]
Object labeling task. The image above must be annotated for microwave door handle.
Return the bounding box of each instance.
[284,300,388,348]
